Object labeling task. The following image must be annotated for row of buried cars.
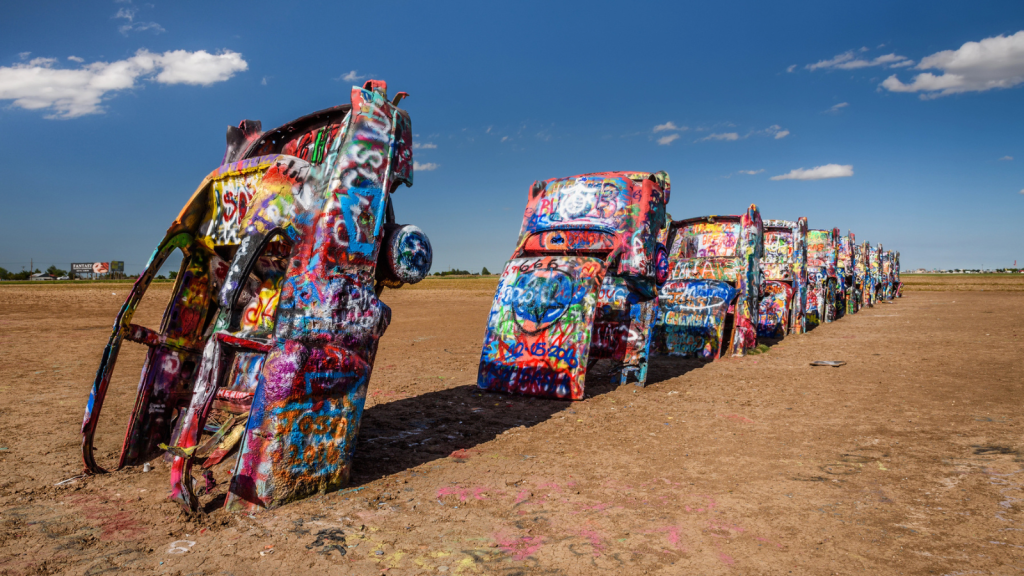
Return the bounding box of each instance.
[478,174,902,401]
[78,81,901,514]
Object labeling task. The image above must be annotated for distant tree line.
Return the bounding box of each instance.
[0,265,67,280]
[432,267,494,277]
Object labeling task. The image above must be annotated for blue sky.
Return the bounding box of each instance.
[1,0,1022,274]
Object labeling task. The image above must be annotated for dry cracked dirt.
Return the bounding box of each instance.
[0,275,1022,575]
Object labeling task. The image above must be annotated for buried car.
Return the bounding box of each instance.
[478,171,670,400]
[858,241,874,308]
[871,243,885,303]
[805,227,843,326]
[81,80,432,513]
[838,232,860,315]
[881,249,896,300]
[756,218,808,339]
[651,205,764,360]
[893,251,903,298]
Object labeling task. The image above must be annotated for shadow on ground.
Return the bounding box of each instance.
[349,357,708,486]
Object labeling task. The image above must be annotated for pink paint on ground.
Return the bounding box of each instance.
[578,529,606,556]
[719,552,736,565]
[495,534,545,560]
[653,525,687,551]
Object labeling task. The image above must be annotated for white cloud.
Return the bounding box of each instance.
[738,169,764,175]
[261,76,268,86]
[0,49,248,118]
[786,64,796,73]
[67,56,84,63]
[763,124,790,139]
[828,102,849,113]
[771,164,853,181]
[500,135,509,142]
[807,51,855,70]
[881,30,1024,98]
[413,161,438,172]
[154,50,246,85]
[18,52,31,60]
[700,132,740,142]
[338,70,365,82]
[1020,188,1024,194]
[413,142,437,149]
[27,57,57,67]
[120,22,165,35]
[1000,155,1013,161]
[653,121,686,132]
[657,133,680,145]
[807,50,912,71]
[114,6,163,35]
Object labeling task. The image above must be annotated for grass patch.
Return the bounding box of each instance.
[747,344,771,355]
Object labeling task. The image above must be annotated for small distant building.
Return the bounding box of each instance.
[29,272,56,281]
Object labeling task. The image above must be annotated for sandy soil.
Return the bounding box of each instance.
[0,277,1022,575]
[901,274,1024,291]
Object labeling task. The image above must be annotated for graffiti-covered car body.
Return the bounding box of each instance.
[805,227,843,326]
[652,205,764,360]
[478,171,670,400]
[757,218,808,338]
[82,81,432,513]
[881,250,896,300]
[894,251,903,297]
[858,241,874,308]
[838,233,859,314]
[871,244,885,303]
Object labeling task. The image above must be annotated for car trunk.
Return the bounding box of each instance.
[479,254,609,400]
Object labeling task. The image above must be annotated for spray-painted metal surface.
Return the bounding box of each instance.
[894,251,903,297]
[880,250,896,300]
[871,244,885,303]
[805,227,844,326]
[756,218,808,338]
[82,80,430,513]
[838,233,860,315]
[858,241,874,308]
[478,172,670,399]
[652,205,764,359]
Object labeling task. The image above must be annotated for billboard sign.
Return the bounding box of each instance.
[71,263,94,274]
[93,262,110,274]
[109,261,125,273]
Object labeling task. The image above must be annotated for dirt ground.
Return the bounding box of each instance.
[0,274,1022,575]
